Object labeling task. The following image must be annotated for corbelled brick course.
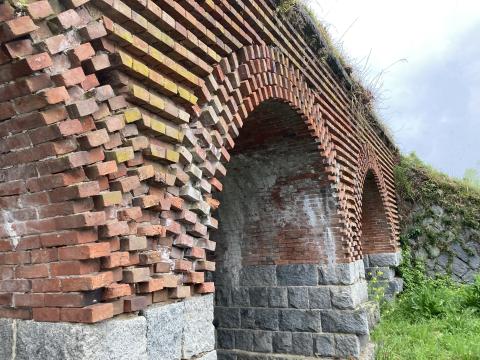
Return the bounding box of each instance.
[0,0,399,358]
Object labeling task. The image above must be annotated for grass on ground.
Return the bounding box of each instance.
[372,252,480,360]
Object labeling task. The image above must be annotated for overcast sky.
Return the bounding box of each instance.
[309,0,480,178]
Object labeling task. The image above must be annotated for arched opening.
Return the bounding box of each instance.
[359,171,391,256]
[360,170,402,299]
[212,100,341,358]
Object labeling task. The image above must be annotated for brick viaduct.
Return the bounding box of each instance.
[0,1,401,359]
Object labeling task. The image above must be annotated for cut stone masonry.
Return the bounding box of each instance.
[0,0,400,359]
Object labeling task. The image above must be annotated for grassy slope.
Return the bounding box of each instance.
[373,154,480,359]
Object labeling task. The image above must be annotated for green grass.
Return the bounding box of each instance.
[372,259,480,359]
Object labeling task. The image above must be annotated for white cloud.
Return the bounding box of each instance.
[307,0,480,177]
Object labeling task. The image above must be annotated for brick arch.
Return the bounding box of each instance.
[189,44,348,264]
[353,143,398,255]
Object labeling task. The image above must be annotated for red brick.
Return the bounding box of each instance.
[33,307,61,322]
[138,278,164,293]
[101,251,130,269]
[58,242,110,261]
[31,248,58,264]
[0,279,31,292]
[44,292,102,308]
[69,43,95,65]
[0,3,15,22]
[103,283,132,300]
[124,295,152,312]
[86,161,118,178]
[195,282,215,294]
[60,303,114,323]
[66,98,99,118]
[15,264,49,279]
[49,181,100,203]
[49,10,82,31]
[0,180,26,196]
[31,278,61,292]
[27,1,54,20]
[4,39,34,58]
[79,21,107,41]
[14,293,45,307]
[52,67,86,87]
[0,307,31,320]
[60,271,115,291]
[78,129,110,149]
[0,16,38,42]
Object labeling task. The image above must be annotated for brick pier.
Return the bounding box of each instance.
[0,1,400,359]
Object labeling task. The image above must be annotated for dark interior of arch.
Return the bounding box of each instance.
[359,170,392,255]
[212,100,340,356]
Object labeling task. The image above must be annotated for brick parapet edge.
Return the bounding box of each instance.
[0,0,399,323]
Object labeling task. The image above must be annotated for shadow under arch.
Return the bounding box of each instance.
[212,99,345,358]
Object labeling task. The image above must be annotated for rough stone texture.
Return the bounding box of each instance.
[183,295,215,358]
[403,203,480,283]
[6,297,214,360]
[0,319,13,360]
[15,315,147,360]
[143,302,184,360]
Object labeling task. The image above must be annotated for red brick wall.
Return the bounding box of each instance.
[214,101,343,268]
[0,0,400,323]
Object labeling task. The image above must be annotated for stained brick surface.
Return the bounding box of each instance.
[0,0,399,324]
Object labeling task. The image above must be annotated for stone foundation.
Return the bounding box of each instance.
[215,261,379,359]
[0,295,215,360]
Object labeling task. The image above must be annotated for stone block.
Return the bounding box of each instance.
[183,295,215,358]
[240,308,278,331]
[268,287,288,308]
[0,319,13,360]
[368,252,401,267]
[215,306,241,328]
[240,265,277,286]
[15,315,147,360]
[330,281,368,310]
[277,264,318,286]
[291,332,313,356]
[308,287,332,309]
[287,287,309,309]
[252,330,272,353]
[335,334,361,358]
[142,302,184,360]
[321,309,369,335]
[279,309,322,332]
[232,287,250,307]
[313,333,335,357]
[272,331,292,354]
[217,329,235,349]
[235,329,253,351]
[249,287,269,307]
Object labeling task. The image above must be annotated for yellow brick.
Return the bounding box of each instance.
[97,191,123,206]
[165,149,179,163]
[165,125,179,141]
[149,93,165,111]
[163,79,177,95]
[117,50,133,68]
[113,23,133,44]
[131,84,149,103]
[114,0,132,19]
[177,131,185,143]
[106,147,134,163]
[124,107,142,123]
[148,46,165,64]
[132,59,149,77]
[150,118,166,135]
[178,87,196,104]
[160,33,175,49]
